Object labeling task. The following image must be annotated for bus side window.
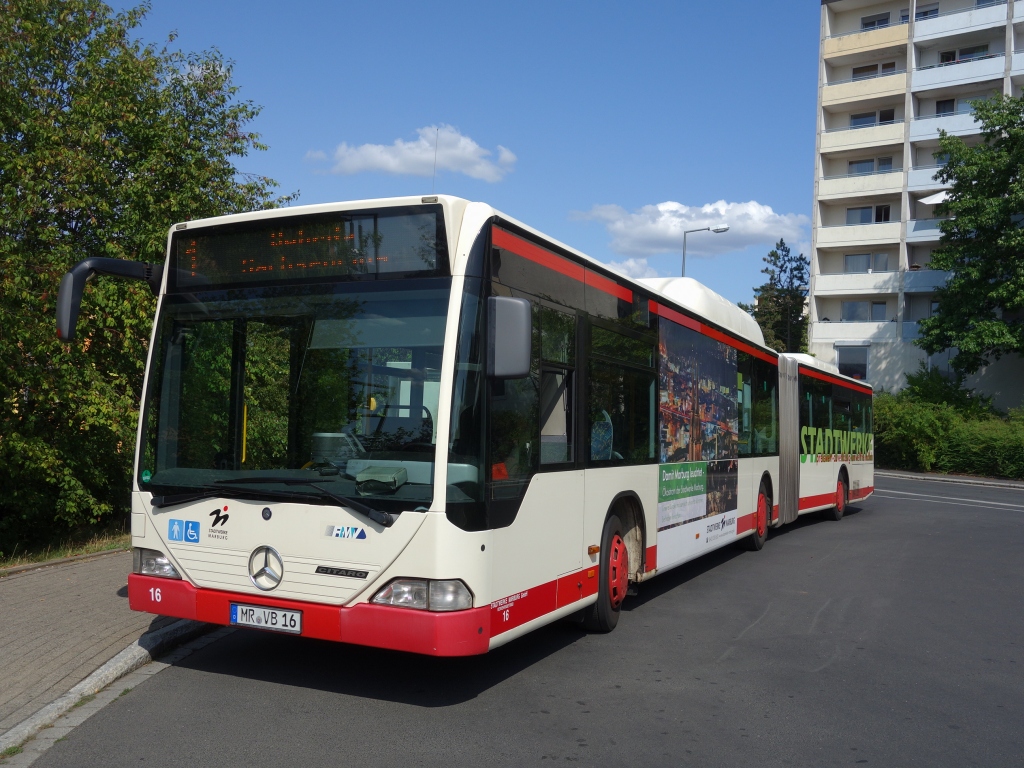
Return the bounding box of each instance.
[539,306,576,465]
[737,352,754,456]
[588,324,656,464]
[753,357,778,455]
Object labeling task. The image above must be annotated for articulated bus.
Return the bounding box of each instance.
[56,195,874,656]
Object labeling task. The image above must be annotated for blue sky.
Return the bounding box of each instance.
[115,0,820,305]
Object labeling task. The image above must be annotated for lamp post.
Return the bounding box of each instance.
[682,224,729,277]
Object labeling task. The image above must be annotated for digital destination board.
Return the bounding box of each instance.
[171,208,447,289]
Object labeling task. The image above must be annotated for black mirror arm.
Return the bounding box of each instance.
[56,257,163,341]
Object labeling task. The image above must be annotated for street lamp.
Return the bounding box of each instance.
[681,224,730,277]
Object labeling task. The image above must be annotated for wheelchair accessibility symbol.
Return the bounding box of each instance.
[168,519,200,543]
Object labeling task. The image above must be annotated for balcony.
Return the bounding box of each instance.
[815,272,901,294]
[904,267,949,292]
[913,1,1008,43]
[818,169,903,200]
[912,53,1005,91]
[909,110,981,141]
[906,218,947,243]
[811,320,901,343]
[1011,50,1024,78]
[902,321,922,340]
[908,165,948,191]
[823,22,909,61]
[822,71,907,108]
[820,121,905,153]
[816,221,901,248]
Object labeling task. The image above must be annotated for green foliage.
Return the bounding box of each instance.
[739,239,809,353]
[0,0,294,548]
[918,94,1024,376]
[873,393,958,472]
[902,363,995,419]
[874,381,1024,479]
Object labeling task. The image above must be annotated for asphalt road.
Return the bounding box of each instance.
[34,475,1024,767]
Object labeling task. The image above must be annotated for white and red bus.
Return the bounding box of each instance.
[56,196,873,655]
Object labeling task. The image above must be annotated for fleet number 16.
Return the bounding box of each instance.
[149,587,162,602]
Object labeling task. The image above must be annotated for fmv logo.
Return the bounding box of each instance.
[326,525,367,540]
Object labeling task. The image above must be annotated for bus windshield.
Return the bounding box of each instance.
[138,278,458,512]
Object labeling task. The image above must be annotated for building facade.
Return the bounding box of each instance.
[811,0,1022,399]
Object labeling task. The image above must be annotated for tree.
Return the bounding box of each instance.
[0,0,295,551]
[917,94,1024,377]
[739,239,809,353]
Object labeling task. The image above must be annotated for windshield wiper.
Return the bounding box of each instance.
[214,477,395,527]
[151,485,322,509]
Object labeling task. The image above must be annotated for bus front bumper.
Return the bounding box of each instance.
[128,574,491,657]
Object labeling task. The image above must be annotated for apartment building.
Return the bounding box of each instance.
[811,0,1023,400]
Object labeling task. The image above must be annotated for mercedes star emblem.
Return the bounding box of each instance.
[248,545,284,591]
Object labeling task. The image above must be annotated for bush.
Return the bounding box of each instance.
[874,384,1024,479]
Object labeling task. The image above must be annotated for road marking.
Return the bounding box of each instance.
[875,488,1024,509]
[874,491,1024,511]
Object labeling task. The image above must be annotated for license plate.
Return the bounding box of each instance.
[230,603,302,634]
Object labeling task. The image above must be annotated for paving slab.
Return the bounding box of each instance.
[0,553,173,734]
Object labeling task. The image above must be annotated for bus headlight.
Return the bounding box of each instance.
[371,579,473,611]
[428,580,474,611]
[133,548,181,579]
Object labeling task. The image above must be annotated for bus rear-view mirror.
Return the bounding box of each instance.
[487,296,531,379]
[56,257,163,340]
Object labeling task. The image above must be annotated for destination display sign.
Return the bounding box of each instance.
[170,207,447,289]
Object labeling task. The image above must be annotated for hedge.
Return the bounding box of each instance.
[874,393,1024,479]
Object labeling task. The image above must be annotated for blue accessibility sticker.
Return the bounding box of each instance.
[184,520,201,543]
[168,519,184,541]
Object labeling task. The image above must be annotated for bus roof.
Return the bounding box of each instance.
[482,202,768,349]
[786,353,839,375]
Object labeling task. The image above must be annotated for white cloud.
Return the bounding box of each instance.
[604,257,659,280]
[304,149,327,162]
[578,200,809,258]
[315,124,515,182]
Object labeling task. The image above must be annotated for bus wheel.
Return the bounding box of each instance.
[745,481,769,551]
[825,476,847,521]
[583,514,628,633]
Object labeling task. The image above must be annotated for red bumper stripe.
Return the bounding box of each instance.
[128,574,490,657]
[736,511,756,534]
[799,492,836,510]
[850,485,874,500]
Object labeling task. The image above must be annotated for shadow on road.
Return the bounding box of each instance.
[169,615,587,707]
[759,503,866,541]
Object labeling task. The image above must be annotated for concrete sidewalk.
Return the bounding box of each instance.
[875,468,1024,490]
[0,552,174,736]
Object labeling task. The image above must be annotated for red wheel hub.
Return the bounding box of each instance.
[607,533,629,609]
[756,492,768,538]
[836,480,845,513]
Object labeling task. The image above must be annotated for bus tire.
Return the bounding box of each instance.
[824,475,847,521]
[583,513,628,633]
[745,481,770,551]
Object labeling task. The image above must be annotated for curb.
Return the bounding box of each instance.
[0,548,130,579]
[876,469,1024,491]
[0,619,211,753]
